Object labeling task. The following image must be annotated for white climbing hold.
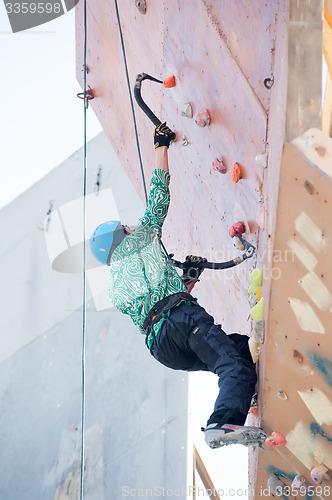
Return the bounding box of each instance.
[277,389,288,401]
[135,0,146,14]
[181,103,193,119]
[310,465,331,484]
[255,153,268,168]
[292,474,310,492]
[248,338,261,364]
[232,236,245,251]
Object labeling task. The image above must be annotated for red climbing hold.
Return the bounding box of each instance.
[265,431,287,447]
[231,162,242,183]
[163,75,176,88]
[228,221,246,238]
[212,158,227,174]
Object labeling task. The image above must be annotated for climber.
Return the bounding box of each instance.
[90,122,264,448]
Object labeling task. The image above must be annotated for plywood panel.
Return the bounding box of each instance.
[254,130,332,497]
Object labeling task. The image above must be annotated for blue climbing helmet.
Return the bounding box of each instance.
[90,220,125,265]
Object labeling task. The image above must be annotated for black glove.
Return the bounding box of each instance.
[154,122,176,150]
[181,255,207,285]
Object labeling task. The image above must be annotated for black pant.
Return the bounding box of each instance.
[150,301,257,426]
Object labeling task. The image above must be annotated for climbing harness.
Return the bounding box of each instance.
[143,292,198,343]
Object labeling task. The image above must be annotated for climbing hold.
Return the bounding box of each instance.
[212,158,227,174]
[194,110,210,127]
[135,0,146,14]
[293,349,304,364]
[265,431,287,447]
[277,389,288,401]
[247,268,263,296]
[292,474,310,492]
[163,75,176,88]
[263,76,274,89]
[248,338,261,364]
[304,179,315,195]
[182,135,189,146]
[249,406,259,416]
[231,162,242,183]
[228,221,246,238]
[232,236,245,251]
[181,103,193,119]
[310,465,331,484]
[255,153,268,168]
[249,393,258,415]
[252,320,265,340]
[267,474,286,495]
[256,287,261,301]
[249,298,264,321]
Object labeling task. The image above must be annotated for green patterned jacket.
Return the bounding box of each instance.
[109,169,186,347]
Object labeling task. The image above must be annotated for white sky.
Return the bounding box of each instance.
[0,6,102,209]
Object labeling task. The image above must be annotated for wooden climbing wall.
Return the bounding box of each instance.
[76,0,281,335]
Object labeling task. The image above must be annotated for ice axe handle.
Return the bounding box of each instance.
[134,73,162,127]
[169,237,256,272]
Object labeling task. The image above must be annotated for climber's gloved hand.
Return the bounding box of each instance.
[154,122,176,150]
[182,255,207,285]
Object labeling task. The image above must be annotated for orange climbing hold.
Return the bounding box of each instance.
[163,75,176,88]
[265,431,287,447]
[231,162,242,183]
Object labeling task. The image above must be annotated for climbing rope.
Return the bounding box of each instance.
[114,0,173,262]
[79,0,88,496]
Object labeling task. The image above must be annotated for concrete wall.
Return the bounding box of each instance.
[0,133,189,499]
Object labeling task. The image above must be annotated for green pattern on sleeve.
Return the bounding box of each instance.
[109,169,186,339]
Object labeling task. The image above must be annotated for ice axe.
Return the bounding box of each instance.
[169,235,256,280]
[134,72,174,126]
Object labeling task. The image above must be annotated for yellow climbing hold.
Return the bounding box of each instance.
[250,297,264,321]
[247,268,263,296]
